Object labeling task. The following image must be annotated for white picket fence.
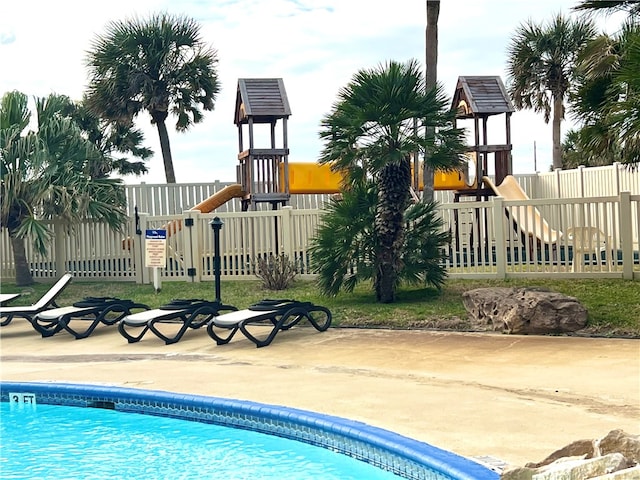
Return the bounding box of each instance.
[1,164,638,283]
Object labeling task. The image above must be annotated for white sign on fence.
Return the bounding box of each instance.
[145,229,167,268]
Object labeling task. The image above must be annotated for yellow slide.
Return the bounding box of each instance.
[483,175,562,244]
[165,184,245,235]
[189,184,245,213]
[123,184,246,249]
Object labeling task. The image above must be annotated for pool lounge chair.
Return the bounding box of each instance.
[207,299,332,348]
[34,297,150,339]
[0,273,73,328]
[118,299,238,345]
[0,293,21,306]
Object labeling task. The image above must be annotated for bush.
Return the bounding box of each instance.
[254,254,298,290]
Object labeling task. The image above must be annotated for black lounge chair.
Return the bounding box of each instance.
[0,274,73,328]
[206,299,332,348]
[118,299,237,345]
[34,297,150,339]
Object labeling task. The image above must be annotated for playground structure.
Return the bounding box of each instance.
[230,77,476,202]
[127,76,636,276]
[170,76,561,266]
[234,78,292,211]
[227,76,511,203]
[451,76,515,195]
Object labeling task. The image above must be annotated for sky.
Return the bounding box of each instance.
[0,0,627,185]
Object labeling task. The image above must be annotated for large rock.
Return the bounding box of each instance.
[501,430,639,480]
[462,287,588,334]
[525,439,597,468]
[531,453,627,480]
[599,430,640,466]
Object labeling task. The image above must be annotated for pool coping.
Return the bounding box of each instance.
[1,381,498,480]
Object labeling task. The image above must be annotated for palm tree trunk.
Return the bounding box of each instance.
[9,233,33,286]
[156,120,177,183]
[552,95,564,170]
[422,0,440,202]
[375,159,411,303]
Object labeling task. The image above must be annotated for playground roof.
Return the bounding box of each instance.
[234,78,292,125]
[451,76,515,118]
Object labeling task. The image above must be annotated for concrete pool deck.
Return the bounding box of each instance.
[1,321,638,469]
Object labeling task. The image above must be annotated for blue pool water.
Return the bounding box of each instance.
[0,382,499,480]
[1,403,401,479]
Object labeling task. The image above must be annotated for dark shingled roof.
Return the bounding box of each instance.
[451,76,515,118]
[234,78,292,125]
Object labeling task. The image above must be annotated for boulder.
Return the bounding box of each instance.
[598,430,640,466]
[501,430,639,480]
[462,287,588,334]
[531,453,627,480]
[525,439,596,468]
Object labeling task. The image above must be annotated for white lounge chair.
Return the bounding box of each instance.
[207,299,332,348]
[118,299,237,345]
[34,297,149,339]
[0,273,73,330]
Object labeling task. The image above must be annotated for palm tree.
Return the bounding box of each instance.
[422,0,440,202]
[64,97,152,179]
[573,0,640,17]
[310,181,450,297]
[1,91,129,286]
[506,13,597,170]
[569,20,640,167]
[317,59,465,303]
[85,13,220,183]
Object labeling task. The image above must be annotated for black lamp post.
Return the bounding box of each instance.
[210,217,223,303]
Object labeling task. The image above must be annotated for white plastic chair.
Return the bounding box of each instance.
[566,227,613,272]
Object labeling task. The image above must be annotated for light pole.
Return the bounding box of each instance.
[210,217,223,303]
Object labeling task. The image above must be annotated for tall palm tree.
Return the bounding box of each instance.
[318,59,465,303]
[1,91,128,285]
[85,13,220,183]
[506,13,597,170]
[422,0,440,202]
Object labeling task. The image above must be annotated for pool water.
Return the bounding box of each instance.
[1,403,402,479]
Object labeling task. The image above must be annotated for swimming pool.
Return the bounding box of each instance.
[0,382,498,480]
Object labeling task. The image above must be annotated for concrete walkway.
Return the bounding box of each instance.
[1,321,638,468]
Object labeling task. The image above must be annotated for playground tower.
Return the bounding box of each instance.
[451,76,515,198]
[234,78,292,211]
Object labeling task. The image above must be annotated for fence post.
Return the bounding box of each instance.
[127,215,142,284]
[578,165,585,198]
[492,197,507,279]
[185,210,200,283]
[554,168,562,198]
[619,191,633,280]
[53,221,66,277]
[280,206,293,260]
[136,213,149,284]
[138,182,148,216]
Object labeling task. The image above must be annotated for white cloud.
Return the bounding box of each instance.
[0,0,625,185]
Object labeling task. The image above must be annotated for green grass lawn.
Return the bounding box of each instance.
[2,277,639,337]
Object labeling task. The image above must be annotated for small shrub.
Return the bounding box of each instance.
[254,254,298,290]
